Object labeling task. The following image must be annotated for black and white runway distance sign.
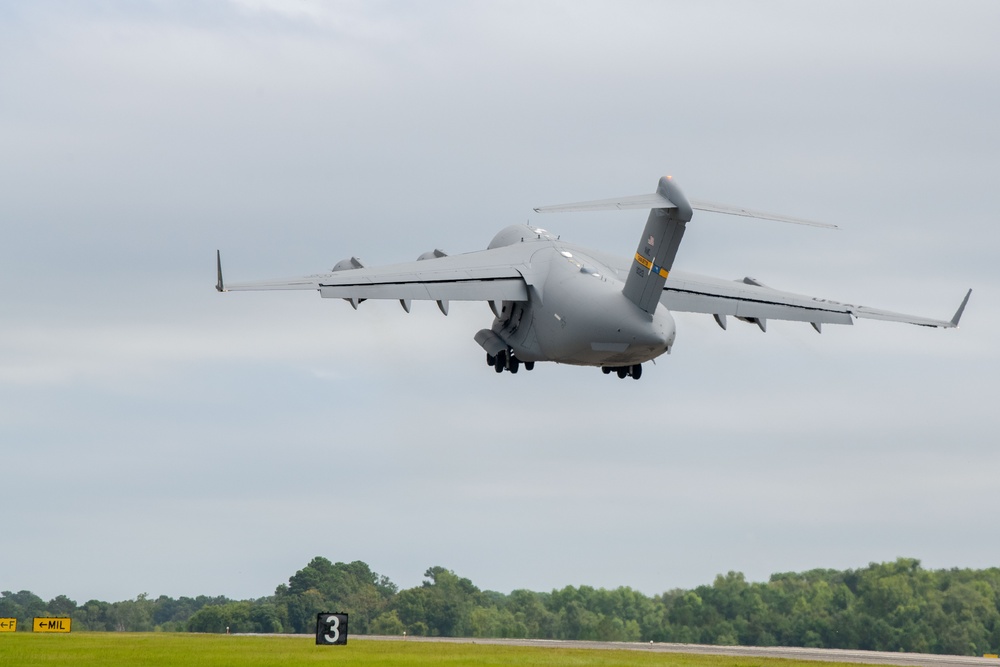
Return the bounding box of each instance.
[315,613,348,645]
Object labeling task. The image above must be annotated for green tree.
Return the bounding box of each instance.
[74,599,113,631]
[276,557,396,634]
[187,600,282,633]
[370,609,405,635]
[108,594,154,632]
[507,589,559,638]
[415,566,483,636]
[393,587,429,635]
[187,605,229,633]
[0,590,45,627]
[47,595,77,616]
[8,556,1000,653]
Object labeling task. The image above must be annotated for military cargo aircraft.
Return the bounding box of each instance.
[216,176,969,379]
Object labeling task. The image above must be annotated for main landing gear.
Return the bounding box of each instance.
[601,364,642,380]
[487,350,534,374]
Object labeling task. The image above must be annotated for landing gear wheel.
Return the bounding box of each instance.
[494,350,506,373]
[630,364,642,380]
[617,367,628,379]
[486,353,495,367]
[602,366,612,375]
[524,361,534,371]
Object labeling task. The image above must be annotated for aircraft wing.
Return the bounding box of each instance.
[661,271,970,330]
[216,245,534,303]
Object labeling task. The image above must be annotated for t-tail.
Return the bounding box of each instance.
[622,176,691,313]
[534,174,836,314]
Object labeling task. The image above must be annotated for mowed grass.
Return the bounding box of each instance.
[1,633,865,667]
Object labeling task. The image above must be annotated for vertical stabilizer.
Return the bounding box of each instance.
[622,176,692,314]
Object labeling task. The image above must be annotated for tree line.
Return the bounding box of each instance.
[3,557,998,656]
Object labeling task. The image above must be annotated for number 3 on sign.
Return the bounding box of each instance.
[316,613,348,645]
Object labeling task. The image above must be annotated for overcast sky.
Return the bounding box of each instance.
[2,1,998,605]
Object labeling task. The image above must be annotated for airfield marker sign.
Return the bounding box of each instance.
[0,618,16,632]
[315,613,348,645]
[33,617,71,633]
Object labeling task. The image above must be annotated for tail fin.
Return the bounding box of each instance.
[621,176,691,313]
[535,176,691,314]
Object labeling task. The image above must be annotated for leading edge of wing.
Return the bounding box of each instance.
[662,272,970,329]
[216,245,534,302]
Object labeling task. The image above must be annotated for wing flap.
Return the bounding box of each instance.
[663,280,854,325]
[319,277,527,301]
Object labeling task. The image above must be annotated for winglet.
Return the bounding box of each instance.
[950,289,972,327]
[216,250,226,292]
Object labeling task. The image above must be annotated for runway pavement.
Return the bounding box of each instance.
[357,634,1000,667]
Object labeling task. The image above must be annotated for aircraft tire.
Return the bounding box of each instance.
[509,357,519,374]
[602,366,612,374]
[631,364,642,380]
[487,353,495,366]
[524,361,534,371]
[616,367,628,379]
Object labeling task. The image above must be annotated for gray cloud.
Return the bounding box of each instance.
[1,1,997,603]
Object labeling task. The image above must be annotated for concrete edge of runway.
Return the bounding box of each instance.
[353,634,1000,667]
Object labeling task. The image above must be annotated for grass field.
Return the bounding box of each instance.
[0,633,872,667]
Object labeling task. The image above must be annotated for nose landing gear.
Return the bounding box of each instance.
[601,364,642,380]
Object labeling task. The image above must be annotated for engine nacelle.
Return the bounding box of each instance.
[330,257,366,308]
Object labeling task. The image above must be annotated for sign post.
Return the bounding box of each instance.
[33,618,71,633]
[315,613,348,646]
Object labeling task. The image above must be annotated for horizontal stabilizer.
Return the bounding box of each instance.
[533,182,836,229]
[688,200,837,229]
[534,191,675,214]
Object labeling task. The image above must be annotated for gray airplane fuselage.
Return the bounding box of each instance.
[486,225,676,366]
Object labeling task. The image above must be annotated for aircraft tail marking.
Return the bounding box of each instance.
[621,176,691,314]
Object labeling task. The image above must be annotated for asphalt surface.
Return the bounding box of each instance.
[356,635,1000,667]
